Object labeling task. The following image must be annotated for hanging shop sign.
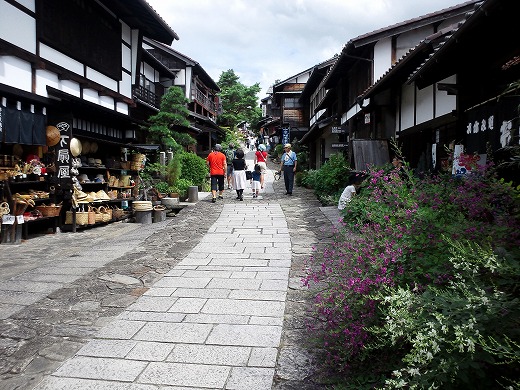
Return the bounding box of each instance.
[282,127,290,145]
[331,143,349,148]
[331,126,348,134]
[465,95,519,154]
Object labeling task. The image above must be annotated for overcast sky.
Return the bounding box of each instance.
[145,0,471,98]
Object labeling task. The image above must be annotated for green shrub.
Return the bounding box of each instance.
[179,152,208,187]
[175,178,193,198]
[312,153,351,202]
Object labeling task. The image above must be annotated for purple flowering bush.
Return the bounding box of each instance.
[303,163,520,388]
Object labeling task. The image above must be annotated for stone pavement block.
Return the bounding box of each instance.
[260,279,288,291]
[206,278,262,290]
[0,290,44,305]
[53,356,147,381]
[133,322,212,343]
[171,287,231,299]
[229,271,256,279]
[95,319,145,339]
[119,311,185,323]
[11,273,79,283]
[168,297,207,313]
[228,289,286,301]
[35,377,157,390]
[191,245,245,254]
[127,296,177,312]
[143,287,177,297]
[268,259,292,267]
[208,258,269,266]
[202,298,285,316]
[76,339,136,358]
[139,362,230,388]
[0,303,24,319]
[167,344,250,365]
[126,341,174,361]
[249,316,284,326]
[0,280,63,293]
[206,324,282,347]
[181,269,232,278]
[255,271,290,280]
[183,313,250,324]
[177,257,211,266]
[153,276,211,288]
[226,366,275,389]
[249,347,278,367]
[36,266,96,275]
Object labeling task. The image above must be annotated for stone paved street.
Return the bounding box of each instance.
[0,150,340,389]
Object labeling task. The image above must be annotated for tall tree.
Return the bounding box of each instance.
[146,86,195,152]
[217,69,261,132]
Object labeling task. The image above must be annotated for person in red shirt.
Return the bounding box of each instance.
[206,144,227,203]
[254,144,268,189]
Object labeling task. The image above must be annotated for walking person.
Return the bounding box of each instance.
[206,144,226,203]
[232,148,248,201]
[279,143,297,195]
[254,144,268,190]
[225,144,236,189]
[251,163,262,198]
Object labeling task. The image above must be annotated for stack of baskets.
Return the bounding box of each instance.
[132,201,153,212]
[130,153,146,171]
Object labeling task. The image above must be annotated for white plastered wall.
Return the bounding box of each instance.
[0,1,36,53]
[0,56,31,92]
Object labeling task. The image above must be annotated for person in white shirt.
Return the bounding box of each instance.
[338,175,364,210]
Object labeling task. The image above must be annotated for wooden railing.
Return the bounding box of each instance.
[193,88,217,112]
[133,85,161,108]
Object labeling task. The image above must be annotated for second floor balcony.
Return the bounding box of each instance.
[133,85,161,109]
[192,88,217,113]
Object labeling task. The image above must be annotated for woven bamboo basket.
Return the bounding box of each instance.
[93,207,104,223]
[35,204,62,217]
[88,206,96,225]
[76,211,89,225]
[133,201,153,211]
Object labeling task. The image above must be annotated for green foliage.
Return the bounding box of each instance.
[217,69,261,131]
[153,181,170,194]
[366,239,519,389]
[179,152,209,187]
[310,153,351,202]
[304,159,520,388]
[146,86,194,150]
[166,154,182,187]
[175,178,193,198]
[272,144,284,159]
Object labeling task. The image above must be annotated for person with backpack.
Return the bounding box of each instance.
[225,144,236,189]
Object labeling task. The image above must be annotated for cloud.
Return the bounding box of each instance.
[146,0,468,98]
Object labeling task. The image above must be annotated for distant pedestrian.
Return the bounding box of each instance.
[278,143,297,195]
[232,148,247,201]
[206,144,226,203]
[338,175,364,210]
[254,144,268,189]
[251,163,262,198]
[225,144,236,189]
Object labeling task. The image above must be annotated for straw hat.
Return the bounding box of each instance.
[96,190,111,201]
[70,138,82,157]
[81,140,91,154]
[46,126,60,147]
